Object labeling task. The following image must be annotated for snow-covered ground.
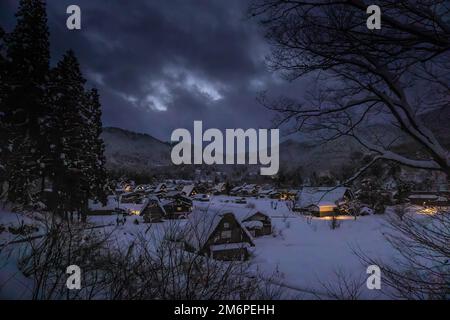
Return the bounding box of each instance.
[193,196,396,299]
[0,197,416,299]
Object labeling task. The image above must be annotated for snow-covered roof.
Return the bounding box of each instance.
[230,185,244,192]
[184,210,224,251]
[242,184,258,191]
[184,210,254,251]
[121,201,148,215]
[408,194,438,199]
[154,183,166,193]
[296,187,351,208]
[181,185,195,196]
[146,196,167,216]
[214,182,226,191]
[165,190,181,198]
[232,209,268,223]
[242,221,263,229]
[360,206,374,215]
[88,195,147,214]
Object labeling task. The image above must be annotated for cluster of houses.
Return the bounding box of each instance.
[116,180,299,200]
[96,179,450,218]
[87,178,449,261]
[89,180,274,261]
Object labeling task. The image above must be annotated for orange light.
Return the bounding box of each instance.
[418,207,437,215]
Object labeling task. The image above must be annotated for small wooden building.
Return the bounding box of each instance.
[141,197,166,223]
[408,192,449,206]
[212,182,226,195]
[161,194,193,219]
[240,211,272,237]
[184,211,255,261]
[153,183,167,195]
[238,184,259,197]
[295,187,354,217]
[181,185,198,197]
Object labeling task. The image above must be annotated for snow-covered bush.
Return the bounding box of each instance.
[357,180,390,214]
[328,215,341,230]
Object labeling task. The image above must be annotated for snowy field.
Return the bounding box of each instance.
[0,196,413,299]
[193,196,396,299]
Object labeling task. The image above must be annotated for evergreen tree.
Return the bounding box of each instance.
[2,2,108,217]
[3,0,50,205]
[85,88,108,205]
[0,26,7,185]
[47,50,88,217]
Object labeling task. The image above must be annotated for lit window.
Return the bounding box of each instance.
[223,222,230,229]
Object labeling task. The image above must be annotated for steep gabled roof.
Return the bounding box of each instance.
[184,210,224,251]
[184,210,254,251]
[144,196,167,216]
[214,182,226,191]
[296,187,352,208]
[233,209,269,223]
[181,185,195,196]
[154,183,166,193]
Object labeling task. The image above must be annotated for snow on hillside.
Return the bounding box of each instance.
[101,127,171,171]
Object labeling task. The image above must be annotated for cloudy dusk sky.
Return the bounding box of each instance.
[1,0,310,141]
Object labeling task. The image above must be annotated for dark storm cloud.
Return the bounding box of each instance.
[0,0,307,140]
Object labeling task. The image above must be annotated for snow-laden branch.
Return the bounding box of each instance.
[354,135,442,171]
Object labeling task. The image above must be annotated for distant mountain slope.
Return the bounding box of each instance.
[102,108,449,175]
[422,107,450,148]
[101,127,171,172]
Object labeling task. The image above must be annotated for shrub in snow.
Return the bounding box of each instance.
[328,215,341,230]
[357,179,390,214]
[359,206,374,216]
[8,223,39,236]
[393,204,407,221]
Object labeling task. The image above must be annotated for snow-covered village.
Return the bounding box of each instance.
[1,0,449,304]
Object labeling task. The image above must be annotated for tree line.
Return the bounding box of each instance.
[0,0,107,220]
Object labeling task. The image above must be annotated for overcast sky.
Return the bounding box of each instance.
[1,0,309,141]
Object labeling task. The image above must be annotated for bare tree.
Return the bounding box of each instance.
[249,0,450,300]
[317,268,366,300]
[15,217,115,299]
[249,0,450,178]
